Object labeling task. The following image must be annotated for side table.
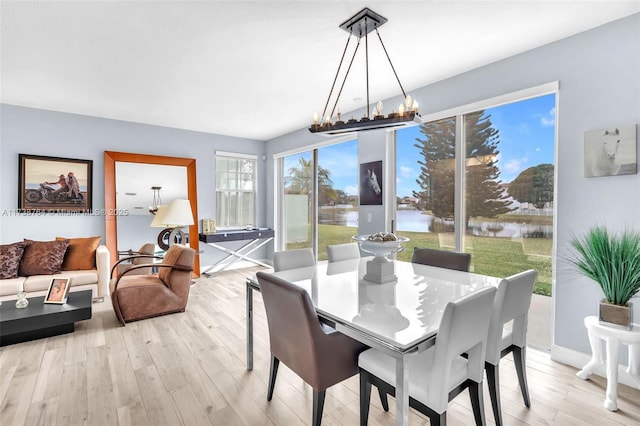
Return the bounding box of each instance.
[576,315,640,411]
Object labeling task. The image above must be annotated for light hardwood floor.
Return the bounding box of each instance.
[1,266,639,425]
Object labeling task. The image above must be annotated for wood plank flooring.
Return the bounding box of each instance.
[1,266,639,425]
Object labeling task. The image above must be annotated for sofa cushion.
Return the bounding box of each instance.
[22,270,98,293]
[0,241,27,279]
[19,239,70,276]
[57,236,101,270]
[0,277,25,296]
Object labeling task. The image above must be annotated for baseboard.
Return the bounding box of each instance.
[551,344,639,389]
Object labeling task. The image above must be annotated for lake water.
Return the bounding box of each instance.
[319,209,553,238]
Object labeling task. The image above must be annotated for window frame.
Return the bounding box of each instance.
[215,151,258,228]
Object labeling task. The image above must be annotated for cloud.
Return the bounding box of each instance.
[540,107,556,127]
[344,185,358,196]
[399,165,413,178]
[502,156,529,176]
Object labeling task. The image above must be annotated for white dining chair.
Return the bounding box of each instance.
[273,248,315,272]
[485,269,538,426]
[358,286,497,426]
[327,242,360,263]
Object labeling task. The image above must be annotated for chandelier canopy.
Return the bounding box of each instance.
[309,7,422,136]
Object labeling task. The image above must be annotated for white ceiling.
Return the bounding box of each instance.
[2,1,639,141]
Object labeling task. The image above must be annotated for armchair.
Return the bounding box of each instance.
[109,244,195,325]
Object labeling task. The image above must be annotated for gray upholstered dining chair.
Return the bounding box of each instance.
[358,286,497,426]
[411,247,471,272]
[327,242,360,263]
[256,271,367,426]
[273,247,315,272]
[485,269,538,426]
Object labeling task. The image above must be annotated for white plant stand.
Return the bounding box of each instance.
[576,315,640,411]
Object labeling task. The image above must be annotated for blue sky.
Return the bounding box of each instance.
[287,94,556,198]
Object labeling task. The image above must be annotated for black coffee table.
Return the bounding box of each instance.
[0,289,92,346]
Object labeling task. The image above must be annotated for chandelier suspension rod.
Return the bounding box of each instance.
[365,18,370,118]
[329,38,361,121]
[375,27,407,99]
[321,32,353,121]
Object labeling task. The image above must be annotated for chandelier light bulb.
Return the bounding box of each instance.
[313,112,319,123]
[398,103,405,116]
[405,95,413,110]
[412,100,419,112]
[375,101,384,116]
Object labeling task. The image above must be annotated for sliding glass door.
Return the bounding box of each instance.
[279,139,358,259]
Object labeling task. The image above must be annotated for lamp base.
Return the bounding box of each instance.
[157,227,186,250]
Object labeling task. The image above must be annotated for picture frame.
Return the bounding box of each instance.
[584,124,637,177]
[19,154,93,212]
[45,278,71,304]
[359,160,383,205]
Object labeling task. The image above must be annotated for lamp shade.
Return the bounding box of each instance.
[150,205,169,227]
[158,199,194,227]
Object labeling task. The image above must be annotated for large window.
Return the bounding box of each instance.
[395,90,556,350]
[216,153,256,227]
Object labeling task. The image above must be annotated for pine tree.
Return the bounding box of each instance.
[413,111,513,229]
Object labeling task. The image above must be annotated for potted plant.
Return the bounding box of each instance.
[569,226,640,329]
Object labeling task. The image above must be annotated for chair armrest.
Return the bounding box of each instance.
[110,254,163,278]
[96,245,110,298]
[111,263,194,293]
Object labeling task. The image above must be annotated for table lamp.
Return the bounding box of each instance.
[150,199,194,250]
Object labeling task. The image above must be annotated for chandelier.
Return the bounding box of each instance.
[149,186,162,215]
[309,7,422,136]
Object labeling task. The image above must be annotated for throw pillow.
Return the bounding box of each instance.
[56,236,101,270]
[0,241,27,279]
[19,239,70,276]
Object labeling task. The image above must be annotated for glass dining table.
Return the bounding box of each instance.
[245,257,503,426]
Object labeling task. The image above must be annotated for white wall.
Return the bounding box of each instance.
[265,14,640,363]
[0,105,268,268]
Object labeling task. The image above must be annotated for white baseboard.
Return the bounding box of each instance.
[551,344,639,389]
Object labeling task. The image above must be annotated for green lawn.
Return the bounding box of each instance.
[288,224,553,296]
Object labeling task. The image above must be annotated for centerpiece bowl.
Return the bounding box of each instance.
[353,233,409,283]
[352,233,409,259]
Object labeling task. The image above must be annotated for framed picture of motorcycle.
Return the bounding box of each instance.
[18,154,93,212]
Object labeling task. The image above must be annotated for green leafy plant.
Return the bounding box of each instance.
[569,226,640,306]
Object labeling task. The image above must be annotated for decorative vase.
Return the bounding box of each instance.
[15,291,29,309]
[598,299,632,330]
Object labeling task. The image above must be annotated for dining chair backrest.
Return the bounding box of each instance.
[327,243,360,263]
[485,269,537,366]
[273,248,315,272]
[257,271,324,386]
[411,247,471,272]
[427,286,496,413]
[256,271,365,392]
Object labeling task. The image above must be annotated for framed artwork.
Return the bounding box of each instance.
[45,278,71,304]
[360,160,383,205]
[584,124,637,177]
[19,154,93,212]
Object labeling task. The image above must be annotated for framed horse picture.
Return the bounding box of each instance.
[360,160,383,205]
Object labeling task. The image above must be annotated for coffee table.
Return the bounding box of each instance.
[0,290,92,346]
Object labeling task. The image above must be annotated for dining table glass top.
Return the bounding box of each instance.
[260,257,503,352]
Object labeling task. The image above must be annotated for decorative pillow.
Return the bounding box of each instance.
[56,236,101,270]
[18,239,70,276]
[0,241,27,279]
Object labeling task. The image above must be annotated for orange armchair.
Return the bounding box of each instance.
[109,245,195,325]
